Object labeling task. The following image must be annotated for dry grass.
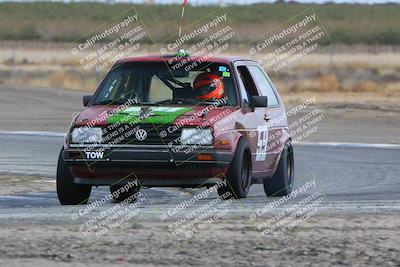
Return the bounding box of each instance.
[0,45,399,106]
[351,81,379,92]
[48,71,85,90]
[316,74,340,92]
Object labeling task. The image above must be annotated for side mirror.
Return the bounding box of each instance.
[252,96,268,108]
[83,95,92,107]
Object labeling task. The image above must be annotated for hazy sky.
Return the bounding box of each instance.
[1,0,399,4]
[165,0,399,3]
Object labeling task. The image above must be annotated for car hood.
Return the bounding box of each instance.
[74,105,237,127]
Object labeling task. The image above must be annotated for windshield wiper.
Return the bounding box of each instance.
[155,99,225,106]
[155,99,201,105]
[135,102,160,106]
[92,100,161,106]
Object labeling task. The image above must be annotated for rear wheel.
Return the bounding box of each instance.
[218,139,252,199]
[263,143,294,197]
[110,184,140,203]
[57,149,92,205]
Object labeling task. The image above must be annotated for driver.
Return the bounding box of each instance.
[193,72,224,100]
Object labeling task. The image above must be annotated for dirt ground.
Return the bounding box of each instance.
[0,214,399,267]
[0,175,54,195]
[0,174,399,266]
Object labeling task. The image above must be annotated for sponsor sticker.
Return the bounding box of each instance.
[85,151,105,159]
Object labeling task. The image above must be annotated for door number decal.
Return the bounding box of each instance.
[255,126,268,161]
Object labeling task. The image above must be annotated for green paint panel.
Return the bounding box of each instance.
[106,106,193,125]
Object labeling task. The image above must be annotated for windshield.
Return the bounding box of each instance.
[92,61,237,106]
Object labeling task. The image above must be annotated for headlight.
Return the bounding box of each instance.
[71,127,102,144]
[180,128,213,145]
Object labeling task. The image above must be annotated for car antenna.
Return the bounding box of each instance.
[178,0,188,38]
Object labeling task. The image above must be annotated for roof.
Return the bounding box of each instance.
[118,54,253,65]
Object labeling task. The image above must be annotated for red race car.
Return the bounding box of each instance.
[57,54,294,205]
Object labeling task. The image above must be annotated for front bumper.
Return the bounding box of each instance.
[63,145,233,187]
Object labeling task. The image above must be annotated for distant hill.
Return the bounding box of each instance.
[0,2,399,44]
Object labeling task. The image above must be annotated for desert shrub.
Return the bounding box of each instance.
[316,74,340,92]
[351,81,379,92]
[1,2,400,44]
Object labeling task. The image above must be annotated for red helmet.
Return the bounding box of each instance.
[193,73,224,100]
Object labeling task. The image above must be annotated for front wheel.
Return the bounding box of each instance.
[263,142,294,197]
[57,149,92,205]
[218,139,252,199]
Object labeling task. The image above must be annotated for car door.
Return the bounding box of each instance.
[233,61,269,176]
[246,61,288,176]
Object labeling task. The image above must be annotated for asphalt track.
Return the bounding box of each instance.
[0,132,399,221]
[1,85,399,224]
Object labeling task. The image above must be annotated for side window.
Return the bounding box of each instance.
[237,66,259,100]
[248,65,279,106]
[235,71,249,102]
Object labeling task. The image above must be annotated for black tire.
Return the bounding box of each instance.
[57,148,92,205]
[218,139,252,199]
[263,142,294,197]
[110,184,140,203]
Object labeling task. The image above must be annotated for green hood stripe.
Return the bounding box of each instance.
[106,106,193,125]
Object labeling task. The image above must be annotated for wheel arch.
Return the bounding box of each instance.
[271,137,293,177]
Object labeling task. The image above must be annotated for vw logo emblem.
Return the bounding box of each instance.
[135,129,147,141]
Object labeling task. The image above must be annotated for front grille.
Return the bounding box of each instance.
[101,124,181,146]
